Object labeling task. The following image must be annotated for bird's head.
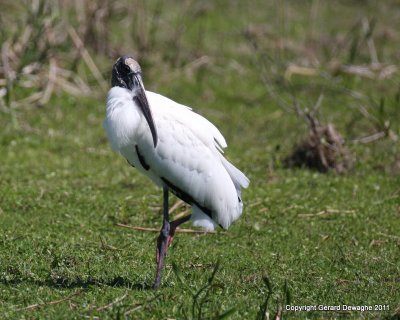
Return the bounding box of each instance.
[111,56,158,147]
[111,56,141,90]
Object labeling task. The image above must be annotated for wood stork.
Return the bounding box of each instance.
[104,56,250,288]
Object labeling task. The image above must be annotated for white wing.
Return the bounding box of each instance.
[147,91,227,152]
[108,88,249,230]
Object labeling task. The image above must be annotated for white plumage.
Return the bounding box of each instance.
[104,56,249,288]
[104,87,249,231]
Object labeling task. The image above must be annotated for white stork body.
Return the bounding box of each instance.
[104,86,249,231]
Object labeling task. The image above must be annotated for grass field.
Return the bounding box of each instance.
[1,1,399,319]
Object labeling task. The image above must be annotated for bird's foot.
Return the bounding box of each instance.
[155,233,169,264]
[155,220,181,264]
[167,215,191,247]
[154,222,170,289]
[167,235,174,247]
[153,215,192,289]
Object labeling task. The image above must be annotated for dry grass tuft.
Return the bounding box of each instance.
[285,114,354,173]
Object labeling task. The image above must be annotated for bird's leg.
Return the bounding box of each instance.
[153,214,192,289]
[153,187,192,289]
[167,214,192,247]
[153,186,170,289]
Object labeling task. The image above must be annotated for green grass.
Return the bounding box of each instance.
[1,1,400,319]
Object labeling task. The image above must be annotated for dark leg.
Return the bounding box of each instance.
[153,187,192,289]
[153,186,170,289]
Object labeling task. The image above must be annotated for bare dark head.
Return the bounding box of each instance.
[111,56,158,147]
[111,56,142,90]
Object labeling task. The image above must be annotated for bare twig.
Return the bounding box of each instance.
[123,293,162,316]
[298,208,355,218]
[13,25,33,57]
[284,64,318,80]
[168,199,185,214]
[332,63,397,80]
[54,76,91,96]
[350,131,386,144]
[362,17,378,64]
[96,292,128,311]
[99,236,121,251]
[1,40,15,118]
[248,200,262,208]
[173,209,191,220]
[273,304,283,320]
[39,57,57,105]
[123,303,144,315]
[376,232,400,240]
[67,25,108,93]
[311,93,324,116]
[13,92,43,107]
[16,290,83,311]
[1,41,14,83]
[116,223,215,234]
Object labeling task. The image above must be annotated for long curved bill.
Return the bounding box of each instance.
[132,75,158,147]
